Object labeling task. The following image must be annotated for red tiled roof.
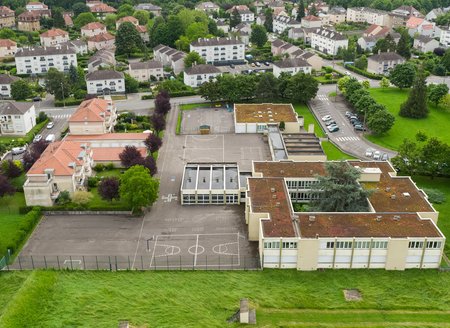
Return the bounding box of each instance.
[90,3,117,13]
[406,16,424,28]
[40,28,68,38]
[136,25,147,33]
[63,14,73,26]
[303,15,321,21]
[81,22,106,30]
[88,32,115,42]
[0,39,16,47]
[69,98,111,123]
[117,16,138,24]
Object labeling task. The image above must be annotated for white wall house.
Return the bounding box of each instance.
[311,28,348,55]
[129,60,164,82]
[40,28,69,47]
[0,74,19,99]
[367,52,405,75]
[60,40,88,55]
[183,64,221,88]
[413,35,440,53]
[153,44,186,74]
[440,28,450,47]
[86,70,125,95]
[272,58,312,78]
[346,7,390,26]
[15,45,77,75]
[0,39,17,59]
[190,37,245,64]
[81,22,107,38]
[238,9,255,22]
[0,101,36,135]
[273,14,301,34]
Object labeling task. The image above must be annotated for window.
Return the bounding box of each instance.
[426,241,442,249]
[409,241,424,249]
[336,241,353,249]
[264,241,280,249]
[282,242,297,249]
[326,241,334,249]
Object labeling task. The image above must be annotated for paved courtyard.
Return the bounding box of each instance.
[181,107,234,134]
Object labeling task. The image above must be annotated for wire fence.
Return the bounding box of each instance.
[3,255,261,271]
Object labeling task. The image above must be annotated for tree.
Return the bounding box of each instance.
[117,4,134,18]
[184,51,206,68]
[44,68,70,101]
[120,165,159,209]
[355,95,376,115]
[264,8,273,32]
[255,73,278,100]
[1,160,22,178]
[354,55,367,70]
[140,156,157,176]
[421,137,449,178]
[98,177,120,201]
[72,2,89,16]
[68,64,79,84]
[11,79,33,101]
[373,34,397,53]
[348,88,369,106]
[0,28,15,39]
[310,162,372,212]
[309,4,317,16]
[116,22,144,56]
[104,14,117,30]
[167,16,186,47]
[379,77,390,88]
[389,62,416,89]
[230,8,241,28]
[72,191,93,206]
[0,174,15,198]
[119,146,144,168]
[144,133,162,154]
[150,113,166,133]
[399,67,428,118]
[284,73,319,103]
[396,31,411,59]
[154,91,171,115]
[124,74,139,93]
[441,48,450,71]
[52,8,65,28]
[74,12,96,29]
[198,80,221,102]
[367,109,395,135]
[428,83,449,107]
[297,0,305,21]
[133,10,150,25]
[250,25,268,48]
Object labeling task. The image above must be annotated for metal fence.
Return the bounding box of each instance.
[3,255,261,271]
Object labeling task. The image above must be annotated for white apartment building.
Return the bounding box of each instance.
[238,9,255,22]
[81,22,107,38]
[183,64,221,87]
[153,44,186,74]
[347,7,390,26]
[439,28,450,47]
[40,28,69,47]
[190,37,245,64]
[0,39,17,59]
[273,15,301,34]
[367,52,405,75]
[311,28,348,55]
[272,58,312,77]
[15,45,77,75]
[60,39,88,55]
[86,70,125,95]
[128,60,164,82]
[0,74,19,99]
[0,101,36,135]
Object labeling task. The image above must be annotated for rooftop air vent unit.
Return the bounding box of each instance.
[385,187,391,192]
[309,215,316,222]
[402,192,411,197]
[275,202,280,207]
[270,187,275,192]
[391,194,397,200]
[376,216,382,222]
[272,194,277,199]
[393,215,401,221]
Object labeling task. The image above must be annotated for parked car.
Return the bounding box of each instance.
[45,134,55,143]
[373,151,381,160]
[327,125,339,133]
[349,115,358,121]
[351,120,362,126]
[33,134,42,143]
[32,96,41,102]
[345,111,353,117]
[354,124,366,131]
[264,61,270,66]
[365,148,374,157]
[325,120,337,126]
[230,64,235,69]
[251,63,256,67]
[255,62,261,67]
[321,115,332,121]
[46,122,54,129]
[381,153,389,161]
[11,146,26,155]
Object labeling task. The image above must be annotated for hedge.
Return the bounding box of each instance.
[54,98,84,107]
[345,64,383,80]
[19,204,132,213]
[319,80,338,84]
[0,118,49,148]
[141,94,154,100]
[169,90,197,97]
[0,207,42,256]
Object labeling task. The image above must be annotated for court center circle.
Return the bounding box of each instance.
[188,244,205,255]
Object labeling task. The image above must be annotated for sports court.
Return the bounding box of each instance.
[181,107,234,134]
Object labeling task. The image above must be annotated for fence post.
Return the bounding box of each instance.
[128,256,131,270]
[70,256,73,270]
[96,256,99,270]
[82,256,86,270]
[141,255,144,270]
[114,256,118,271]
[205,255,208,271]
[18,256,22,270]
[44,256,47,269]
[31,255,35,269]
[166,255,169,270]
[219,255,221,271]
[57,256,60,270]
[179,255,182,270]
[108,256,112,271]
[244,257,246,270]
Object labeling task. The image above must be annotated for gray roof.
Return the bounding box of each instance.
[185,64,221,75]
[86,70,124,81]
[272,39,285,47]
[191,37,244,47]
[16,45,76,57]
[369,52,404,62]
[0,101,33,115]
[129,60,163,70]
[274,58,311,69]
[134,3,161,11]
[0,74,19,84]
[415,35,436,43]
[312,28,347,41]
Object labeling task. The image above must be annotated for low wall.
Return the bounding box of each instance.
[43,211,134,216]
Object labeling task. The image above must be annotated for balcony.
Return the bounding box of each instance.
[50,190,60,200]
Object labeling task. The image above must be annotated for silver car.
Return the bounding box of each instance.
[373,151,381,160]
[365,148,374,157]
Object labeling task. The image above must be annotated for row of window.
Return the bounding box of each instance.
[326,241,388,249]
[263,241,298,249]
[182,194,239,204]
[290,192,320,201]
[409,241,442,249]
[286,180,318,189]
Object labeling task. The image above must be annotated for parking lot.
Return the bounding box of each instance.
[217,62,273,74]
[181,106,234,134]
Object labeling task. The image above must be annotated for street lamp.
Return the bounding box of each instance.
[60,82,66,108]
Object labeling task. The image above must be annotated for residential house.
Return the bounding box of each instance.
[81,22,107,38]
[238,9,255,23]
[367,52,405,75]
[129,60,164,82]
[268,1,285,14]
[346,7,390,26]
[89,2,117,19]
[311,28,348,55]
[86,70,125,95]
[0,6,15,28]
[153,44,186,74]
[68,97,117,135]
[60,39,88,55]
[87,49,116,72]
[426,8,448,21]
[116,15,139,29]
[15,45,77,75]
[17,11,41,32]
[190,37,245,65]
[358,24,401,51]
[136,25,149,42]
[115,17,148,42]
[273,14,301,34]
[271,39,323,70]
[273,58,312,77]
[63,13,73,27]
[196,2,220,13]
[0,39,17,59]
[87,32,115,51]
[406,17,437,37]
[233,23,252,45]
[25,1,51,17]
[217,21,230,34]
[323,6,346,25]
[183,64,221,88]
[0,74,19,99]
[40,28,70,47]
[301,15,322,28]
[439,28,450,47]
[134,3,161,16]
[0,101,36,135]
[24,141,94,207]
[413,35,439,53]
[389,6,424,28]
[256,14,266,26]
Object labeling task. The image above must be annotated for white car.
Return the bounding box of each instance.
[11,146,26,155]
[373,151,381,160]
[365,148,374,157]
[321,115,332,121]
[45,134,55,143]
[33,134,42,143]
[46,122,54,129]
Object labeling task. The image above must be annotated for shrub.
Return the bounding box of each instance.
[324,66,333,73]
[72,191,93,206]
[141,94,154,100]
[56,190,71,205]
[94,163,105,172]
[345,64,383,80]
[324,73,332,80]
[423,188,446,204]
[87,176,99,188]
[106,162,115,170]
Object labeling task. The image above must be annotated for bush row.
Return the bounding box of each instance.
[19,204,132,213]
[0,207,41,257]
[54,98,84,107]
[345,64,383,80]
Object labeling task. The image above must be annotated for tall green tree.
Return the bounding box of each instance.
[297,0,305,21]
[52,8,65,28]
[310,162,372,212]
[373,34,397,53]
[115,22,144,56]
[285,73,319,103]
[74,12,96,29]
[184,51,206,68]
[428,83,449,107]
[399,67,428,118]
[11,79,33,101]
[366,109,395,135]
[389,62,416,89]
[133,10,150,25]
[309,4,317,16]
[441,48,450,71]
[230,8,241,28]
[124,74,139,93]
[396,31,411,59]
[72,2,89,16]
[120,165,159,210]
[354,55,368,70]
[264,8,273,32]
[44,68,70,101]
[255,73,278,100]
[250,24,268,48]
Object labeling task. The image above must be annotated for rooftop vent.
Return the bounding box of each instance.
[402,192,411,197]
[275,202,280,207]
[393,215,401,221]
[202,177,206,183]
[391,194,397,200]
[309,215,316,222]
[272,194,277,199]
[376,216,382,222]
[385,187,391,192]
[270,187,275,192]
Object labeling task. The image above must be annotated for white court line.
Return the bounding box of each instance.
[182,135,188,163]
[131,216,146,269]
[194,234,199,266]
[157,232,238,237]
[222,135,224,162]
[149,234,158,268]
[190,135,219,141]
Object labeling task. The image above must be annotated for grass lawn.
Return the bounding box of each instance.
[321,141,355,160]
[1,270,450,327]
[367,88,449,150]
[412,176,450,256]
[293,103,325,138]
[179,103,211,111]
[0,193,27,256]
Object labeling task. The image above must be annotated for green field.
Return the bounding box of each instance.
[367,88,449,150]
[321,141,355,160]
[0,194,27,256]
[294,103,325,138]
[1,270,450,327]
